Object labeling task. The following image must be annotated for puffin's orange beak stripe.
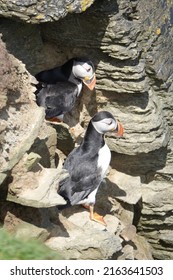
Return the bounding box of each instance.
[117,120,124,137]
[83,74,96,90]
[113,121,124,137]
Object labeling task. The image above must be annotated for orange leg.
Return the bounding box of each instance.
[82,204,90,210]
[45,117,62,123]
[82,204,107,226]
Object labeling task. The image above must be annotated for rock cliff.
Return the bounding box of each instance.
[0,0,173,259]
[0,0,95,23]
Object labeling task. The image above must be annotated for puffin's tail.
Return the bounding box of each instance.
[57,176,73,210]
[45,107,63,119]
[57,202,71,211]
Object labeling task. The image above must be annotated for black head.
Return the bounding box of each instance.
[91,111,124,136]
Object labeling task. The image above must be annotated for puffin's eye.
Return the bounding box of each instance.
[86,67,91,72]
[104,119,112,125]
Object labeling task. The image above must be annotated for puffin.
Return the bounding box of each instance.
[58,111,124,225]
[35,57,96,122]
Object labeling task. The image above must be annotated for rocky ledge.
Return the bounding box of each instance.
[1,0,173,260]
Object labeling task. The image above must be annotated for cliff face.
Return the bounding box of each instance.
[0,0,173,259]
[0,0,95,23]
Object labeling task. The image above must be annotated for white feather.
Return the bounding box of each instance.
[76,82,83,95]
[77,144,111,206]
[77,188,98,205]
[97,143,111,179]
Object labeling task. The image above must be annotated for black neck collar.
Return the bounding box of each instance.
[81,121,105,153]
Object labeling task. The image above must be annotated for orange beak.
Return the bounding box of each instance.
[83,74,96,90]
[115,120,124,137]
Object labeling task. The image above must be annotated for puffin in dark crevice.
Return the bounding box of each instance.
[58,111,124,225]
[35,57,96,122]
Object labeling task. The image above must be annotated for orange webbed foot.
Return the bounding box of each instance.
[90,212,107,226]
[45,117,62,123]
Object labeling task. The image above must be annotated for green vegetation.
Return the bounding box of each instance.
[0,229,63,260]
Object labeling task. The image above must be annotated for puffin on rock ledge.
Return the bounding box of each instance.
[58,111,124,226]
[35,57,96,122]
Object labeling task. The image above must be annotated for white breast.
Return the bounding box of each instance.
[76,82,83,96]
[97,143,111,179]
[77,188,98,205]
[77,144,111,206]
[68,73,83,96]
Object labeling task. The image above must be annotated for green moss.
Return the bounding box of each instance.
[0,229,63,260]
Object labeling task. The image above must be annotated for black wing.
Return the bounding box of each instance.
[58,148,102,205]
[35,82,78,118]
[35,66,67,84]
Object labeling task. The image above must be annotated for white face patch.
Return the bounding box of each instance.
[73,61,94,80]
[92,118,118,134]
[83,62,91,72]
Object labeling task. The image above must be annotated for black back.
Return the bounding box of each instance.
[92,111,114,122]
[58,121,105,206]
[35,57,91,84]
[35,59,73,84]
[35,82,78,118]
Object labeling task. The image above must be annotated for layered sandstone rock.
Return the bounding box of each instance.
[0,0,95,23]
[0,0,173,259]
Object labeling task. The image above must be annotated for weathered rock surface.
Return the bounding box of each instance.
[13,220,50,242]
[118,234,153,260]
[7,167,68,208]
[0,0,95,23]
[108,170,142,205]
[1,0,173,259]
[46,212,122,260]
[138,180,173,259]
[0,36,45,186]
